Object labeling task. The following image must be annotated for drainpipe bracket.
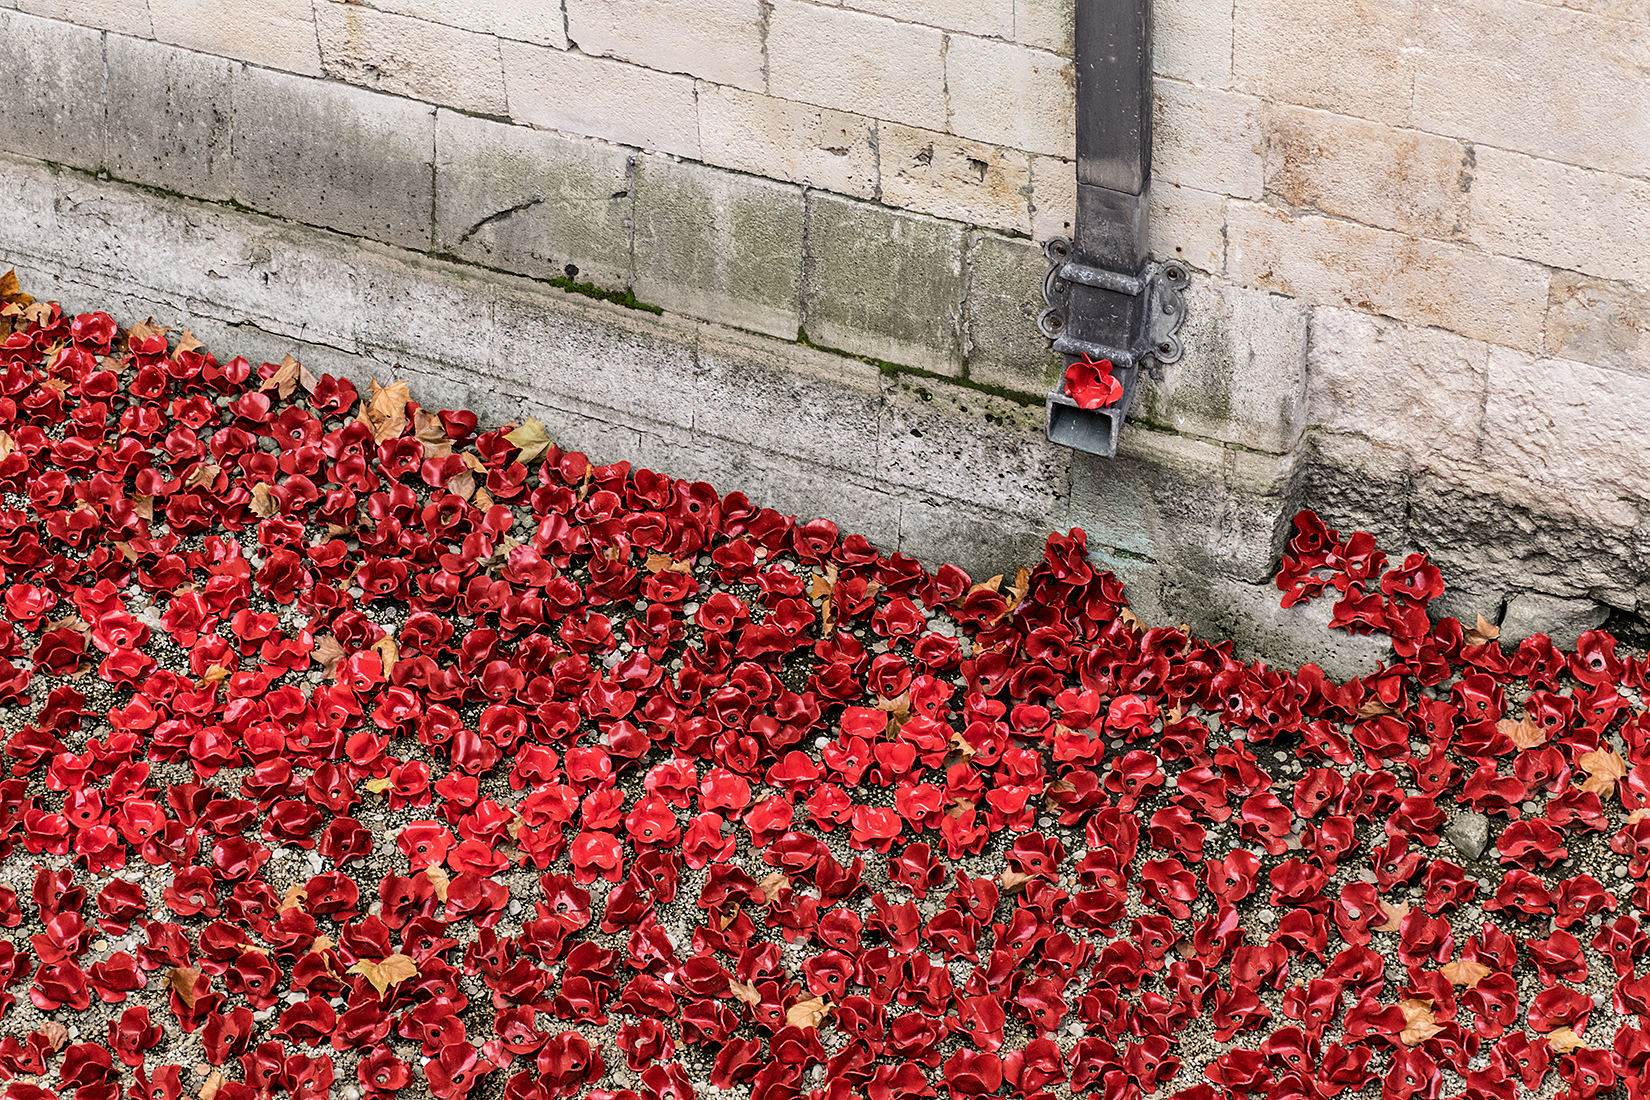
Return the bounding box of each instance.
[1038,237,1191,457]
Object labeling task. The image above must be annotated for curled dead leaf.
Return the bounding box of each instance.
[1578,748,1629,800]
[1499,716,1547,751]
[175,330,205,355]
[348,953,419,995]
[1118,606,1146,633]
[370,635,398,679]
[1547,1027,1589,1053]
[0,431,13,460]
[312,634,346,679]
[1356,698,1399,719]
[471,486,496,512]
[278,883,307,913]
[786,994,831,1030]
[1398,998,1442,1046]
[424,864,451,903]
[37,1021,68,1052]
[758,872,792,904]
[645,553,693,574]
[727,980,762,1006]
[446,471,476,502]
[249,482,280,519]
[504,418,553,465]
[1374,900,1410,933]
[999,870,1032,895]
[359,378,411,444]
[167,967,205,1009]
[199,1071,225,1100]
[1439,958,1493,988]
[131,495,155,522]
[1465,613,1501,647]
[363,777,393,795]
[183,463,222,490]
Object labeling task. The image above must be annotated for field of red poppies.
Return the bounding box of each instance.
[0,272,1647,1100]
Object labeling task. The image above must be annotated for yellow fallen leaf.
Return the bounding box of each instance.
[786,994,831,1029]
[200,665,232,685]
[348,953,419,995]
[363,777,393,794]
[1439,958,1492,988]
[504,418,553,465]
[0,268,32,307]
[278,883,307,912]
[1547,1026,1589,1052]
[472,486,496,512]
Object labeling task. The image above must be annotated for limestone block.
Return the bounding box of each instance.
[1015,0,1074,54]
[1151,183,1227,273]
[945,36,1075,159]
[631,156,804,340]
[1154,0,1233,85]
[1232,0,1417,125]
[1228,202,1548,351]
[1306,307,1489,467]
[1499,592,1609,649]
[803,194,967,374]
[488,284,702,431]
[1410,470,1648,610]
[876,376,1069,520]
[1153,81,1264,201]
[232,66,436,251]
[839,0,1013,37]
[697,85,877,200]
[1285,429,1414,556]
[105,35,235,201]
[565,0,764,92]
[897,496,1051,578]
[964,232,1061,395]
[1168,572,1395,681]
[1030,156,1076,244]
[692,322,885,481]
[17,0,151,36]
[500,40,699,159]
[1135,278,1308,454]
[1481,347,1650,501]
[1545,271,1649,375]
[1262,104,1472,240]
[353,245,508,379]
[149,0,322,75]
[434,112,633,290]
[1467,146,1650,289]
[878,123,1032,234]
[315,3,508,115]
[341,0,568,47]
[0,10,105,172]
[768,1,947,132]
[1412,0,1650,179]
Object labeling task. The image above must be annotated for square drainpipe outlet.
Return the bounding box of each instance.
[1039,0,1190,458]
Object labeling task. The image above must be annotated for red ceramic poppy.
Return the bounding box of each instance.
[1061,356,1123,410]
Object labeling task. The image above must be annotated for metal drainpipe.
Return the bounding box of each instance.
[1039,0,1189,458]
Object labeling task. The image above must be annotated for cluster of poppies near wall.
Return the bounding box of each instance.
[0,275,1646,1100]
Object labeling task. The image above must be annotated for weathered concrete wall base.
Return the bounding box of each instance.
[2,151,1645,674]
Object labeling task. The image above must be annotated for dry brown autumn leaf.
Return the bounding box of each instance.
[472,486,497,512]
[727,980,762,1006]
[175,330,205,355]
[1374,900,1410,933]
[645,552,692,574]
[1439,958,1493,988]
[786,994,831,1029]
[312,634,347,678]
[360,379,411,444]
[1578,749,1629,799]
[413,407,451,449]
[0,431,14,460]
[0,269,31,307]
[260,357,300,399]
[424,864,451,903]
[199,1071,225,1100]
[167,967,205,1009]
[1005,566,1031,609]
[182,463,222,490]
[349,954,419,995]
[1547,1027,1589,1052]
[1357,698,1399,719]
[127,318,171,342]
[758,872,792,903]
[446,470,477,502]
[1398,998,1442,1046]
[504,418,553,465]
[199,665,232,685]
[249,482,280,519]
[370,635,399,679]
[1465,613,1501,647]
[131,495,155,522]
[1118,606,1146,632]
[37,1021,68,1052]
[1498,716,1546,751]
[279,883,307,912]
[999,870,1033,894]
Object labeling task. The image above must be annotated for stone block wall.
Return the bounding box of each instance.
[0,0,1646,668]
